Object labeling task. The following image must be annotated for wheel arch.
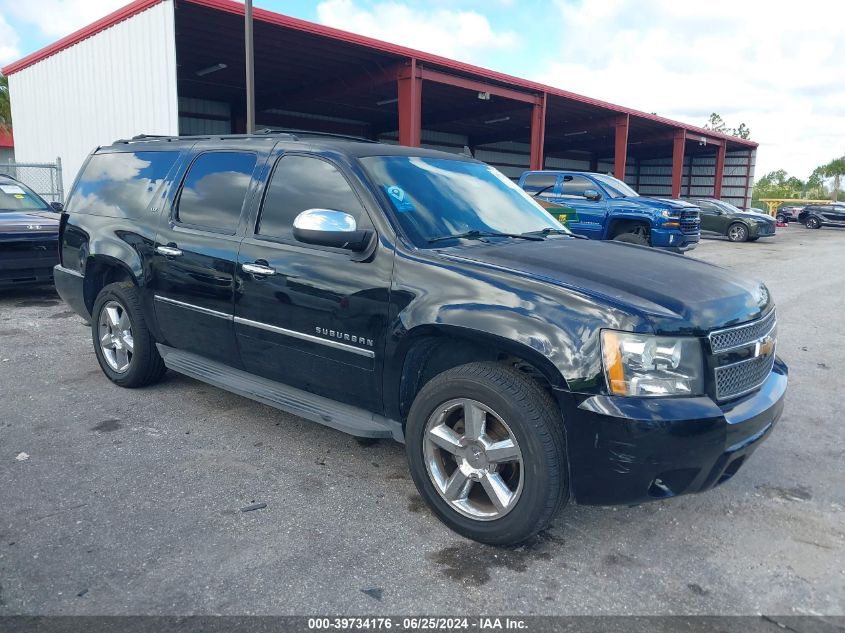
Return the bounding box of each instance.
[83,255,139,315]
[388,324,569,424]
[607,217,650,239]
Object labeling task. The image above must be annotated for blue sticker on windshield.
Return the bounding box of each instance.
[384,185,415,212]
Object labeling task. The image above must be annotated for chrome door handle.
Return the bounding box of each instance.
[242,262,276,276]
[155,245,183,257]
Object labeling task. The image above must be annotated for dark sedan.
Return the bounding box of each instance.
[685,197,776,242]
[0,176,61,288]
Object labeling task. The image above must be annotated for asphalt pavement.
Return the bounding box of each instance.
[0,226,843,616]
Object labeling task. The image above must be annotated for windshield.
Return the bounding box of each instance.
[359,156,567,247]
[591,174,639,199]
[0,181,50,212]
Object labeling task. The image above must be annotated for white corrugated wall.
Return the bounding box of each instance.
[7,0,178,195]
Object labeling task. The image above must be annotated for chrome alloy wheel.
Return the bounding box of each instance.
[98,300,134,373]
[423,398,524,521]
[728,224,748,241]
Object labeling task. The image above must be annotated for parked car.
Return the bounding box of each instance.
[775,205,804,224]
[685,197,777,242]
[0,174,61,288]
[54,132,786,545]
[518,170,700,252]
[798,203,845,229]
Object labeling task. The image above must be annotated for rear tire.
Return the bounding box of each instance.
[805,216,821,229]
[405,362,568,545]
[612,231,649,246]
[92,282,166,388]
[727,222,749,242]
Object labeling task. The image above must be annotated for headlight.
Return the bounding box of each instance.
[601,330,704,397]
[660,209,681,218]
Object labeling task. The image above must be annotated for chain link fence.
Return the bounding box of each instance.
[0,158,64,204]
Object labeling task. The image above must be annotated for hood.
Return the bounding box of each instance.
[0,210,60,233]
[441,237,770,334]
[637,197,700,210]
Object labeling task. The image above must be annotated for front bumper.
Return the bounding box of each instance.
[558,357,787,506]
[0,244,59,287]
[651,228,699,252]
[53,264,89,319]
[750,222,777,237]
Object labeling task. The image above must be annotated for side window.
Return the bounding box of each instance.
[176,151,257,232]
[560,175,594,198]
[521,173,558,197]
[257,155,365,241]
[66,151,179,217]
[697,201,716,213]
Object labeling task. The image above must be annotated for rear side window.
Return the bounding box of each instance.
[522,173,558,197]
[66,151,179,217]
[256,155,364,241]
[560,175,593,198]
[176,152,257,232]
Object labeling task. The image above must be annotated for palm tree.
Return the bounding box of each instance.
[0,73,11,131]
[819,156,845,201]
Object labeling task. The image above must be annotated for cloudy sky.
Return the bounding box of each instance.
[2,0,843,178]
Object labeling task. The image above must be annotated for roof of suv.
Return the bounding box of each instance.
[103,131,476,162]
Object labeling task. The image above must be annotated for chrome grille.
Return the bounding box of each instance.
[680,210,700,234]
[709,309,776,353]
[715,353,776,401]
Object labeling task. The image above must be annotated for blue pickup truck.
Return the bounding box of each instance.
[519,170,701,252]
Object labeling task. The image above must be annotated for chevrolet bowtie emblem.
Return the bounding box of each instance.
[754,335,775,358]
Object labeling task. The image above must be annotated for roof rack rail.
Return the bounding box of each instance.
[255,128,377,143]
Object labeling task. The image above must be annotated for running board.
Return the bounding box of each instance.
[157,345,403,442]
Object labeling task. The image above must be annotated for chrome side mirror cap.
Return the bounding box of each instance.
[292,208,372,251]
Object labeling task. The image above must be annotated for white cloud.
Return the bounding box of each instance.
[532,0,845,178]
[316,0,519,64]
[0,0,128,39]
[0,14,21,66]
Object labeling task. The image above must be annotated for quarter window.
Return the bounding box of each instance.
[257,155,364,241]
[176,152,257,231]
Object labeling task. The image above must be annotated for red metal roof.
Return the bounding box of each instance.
[2,0,756,148]
[0,129,13,148]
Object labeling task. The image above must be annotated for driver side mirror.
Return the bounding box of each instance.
[292,208,372,252]
[50,201,64,213]
[584,189,602,202]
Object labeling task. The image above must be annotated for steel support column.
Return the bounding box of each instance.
[714,143,727,199]
[614,115,629,180]
[671,129,686,199]
[530,93,547,171]
[398,59,422,147]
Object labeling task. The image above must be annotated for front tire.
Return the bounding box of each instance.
[727,222,749,242]
[92,282,166,388]
[612,230,649,246]
[406,362,568,545]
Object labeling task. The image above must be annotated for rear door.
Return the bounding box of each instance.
[821,204,845,225]
[151,150,260,365]
[234,151,392,411]
[556,174,607,239]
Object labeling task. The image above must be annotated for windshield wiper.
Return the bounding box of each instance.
[532,184,555,198]
[522,228,588,239]
[428,229,544,244]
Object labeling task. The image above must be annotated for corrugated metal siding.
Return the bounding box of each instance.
[7,1,178,192]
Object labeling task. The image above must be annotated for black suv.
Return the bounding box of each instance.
[798,203,845,229]
[0,174,61,287]
[54,132,787,545]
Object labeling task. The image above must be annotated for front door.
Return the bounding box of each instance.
[555,174,607,239]
[152,150,260,364]
[696,200,724,233]
[234,152,392,411]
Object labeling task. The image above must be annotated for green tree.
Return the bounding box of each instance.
[816,155,845,201]
[0,74,10,131]
[704,112,751,139]
[752,170,805,200]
